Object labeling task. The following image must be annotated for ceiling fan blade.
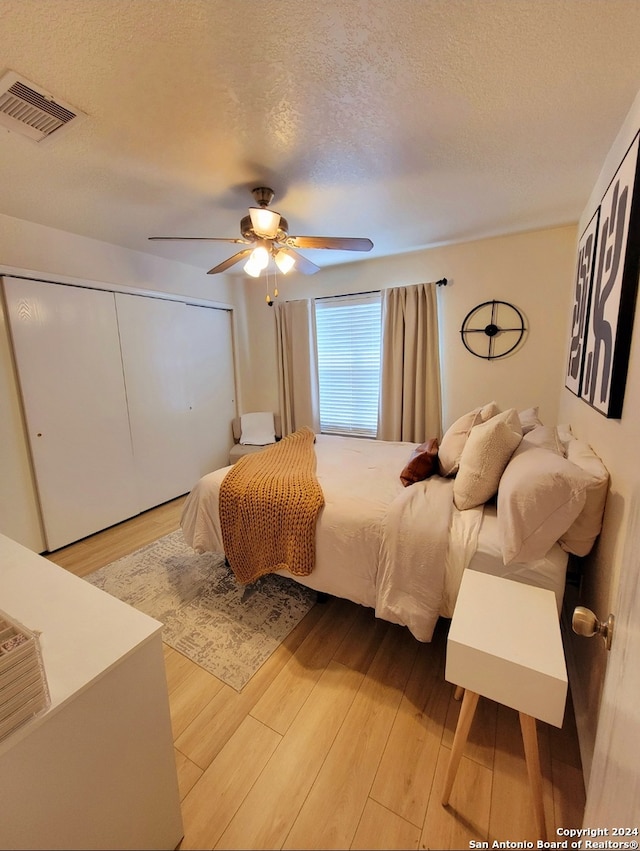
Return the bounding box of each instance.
[286,236,373,252]
[149,236,250,244]
[280,247,321,275]
[207,248,254,275]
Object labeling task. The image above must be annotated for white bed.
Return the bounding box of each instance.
[181,416,605,642]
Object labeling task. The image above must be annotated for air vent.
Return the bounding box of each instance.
[0,70,86,142]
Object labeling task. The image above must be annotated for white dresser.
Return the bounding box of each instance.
[0,533,183,850]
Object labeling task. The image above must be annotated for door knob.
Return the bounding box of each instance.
[572,606,614,651]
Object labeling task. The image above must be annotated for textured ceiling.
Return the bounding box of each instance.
[2,0,640,273]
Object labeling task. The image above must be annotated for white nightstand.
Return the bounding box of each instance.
[442,570,568,840]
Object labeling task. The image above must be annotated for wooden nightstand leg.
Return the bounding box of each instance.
[454,685,464,701]
[441,688,479,805]
[519,712,546,841]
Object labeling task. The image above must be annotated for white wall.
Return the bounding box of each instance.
[0,213,238,304]
[238,224,577,430]
[557,89,640,783]
[0,213,243,551]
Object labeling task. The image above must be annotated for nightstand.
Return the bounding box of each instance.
[442,570,568,840]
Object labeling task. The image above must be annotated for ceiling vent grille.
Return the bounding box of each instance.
[0,71,87,142]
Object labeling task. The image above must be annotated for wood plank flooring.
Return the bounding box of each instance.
[47,496,586,850]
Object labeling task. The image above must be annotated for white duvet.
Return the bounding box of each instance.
[180,434,483,642]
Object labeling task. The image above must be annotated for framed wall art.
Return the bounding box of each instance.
[566,208,600,396]
[580,129,640,418]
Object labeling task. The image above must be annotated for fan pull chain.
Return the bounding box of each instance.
[265,266,279,307]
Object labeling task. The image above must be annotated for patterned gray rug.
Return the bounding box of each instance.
[84,529,317,691]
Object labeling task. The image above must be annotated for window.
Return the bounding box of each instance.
[315,293,382,437]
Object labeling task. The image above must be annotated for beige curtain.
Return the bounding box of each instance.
[275,299,320,436]
[377,283,442,443]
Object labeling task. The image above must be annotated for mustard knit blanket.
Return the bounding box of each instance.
[219,426,325,584]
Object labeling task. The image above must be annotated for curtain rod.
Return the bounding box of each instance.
[315,278,448,302]
[315,289,380,302]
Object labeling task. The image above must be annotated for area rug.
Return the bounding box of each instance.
[84,529,317,691]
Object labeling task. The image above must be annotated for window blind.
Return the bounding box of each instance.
[315,293,382,437]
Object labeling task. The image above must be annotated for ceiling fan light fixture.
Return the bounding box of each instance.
[252,244,270,269]
[275,249,295,274]
[149,186,371,278]
[243,254,262,277]
[249,206,281,239]
[244,244,270,276]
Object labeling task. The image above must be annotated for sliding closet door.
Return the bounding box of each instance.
[115,293,198,508]
[3,278,139,551]
[184,304,236,476]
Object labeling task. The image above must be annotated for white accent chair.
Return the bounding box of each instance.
[228,413,282,465]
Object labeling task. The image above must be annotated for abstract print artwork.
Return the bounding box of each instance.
[580,130,640,418]
[566,209,599,396]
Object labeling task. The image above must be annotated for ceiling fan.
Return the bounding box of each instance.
[149,187,373,276]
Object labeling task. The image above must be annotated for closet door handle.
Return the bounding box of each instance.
[572,606,615,651]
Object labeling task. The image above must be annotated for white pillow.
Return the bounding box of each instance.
[453,409,523,510]
[556,423,574,451]
[497,441,599,565]
[438,401,500,477]
[522,424,565,456]
[559,439,609,556]
[518,406,544,434]
[239,412,276,445]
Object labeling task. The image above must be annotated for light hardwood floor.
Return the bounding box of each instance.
[47,496,586,850]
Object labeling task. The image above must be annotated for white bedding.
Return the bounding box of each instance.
[180,433,568,641]
[466,504,568,614]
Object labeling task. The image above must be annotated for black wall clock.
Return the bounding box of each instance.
[460,300,526,360]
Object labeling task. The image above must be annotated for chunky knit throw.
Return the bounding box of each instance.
[219,426,325,584]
